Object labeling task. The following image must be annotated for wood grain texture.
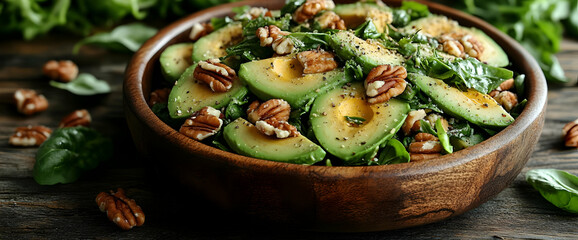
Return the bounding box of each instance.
[1,4,578,240]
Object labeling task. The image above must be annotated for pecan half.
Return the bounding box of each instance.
[13,89,49,115]
[401,109,427,136]
[315,11,346,30]
[256,25,289,47]
[179,106,224,141]
[42,60,79,82]
[96,188,145,230]
[193,59,236,92]
[255,118,300,139]
[246,99,291,124]
[148,88,171,107]
[293,0,336,23]
[364,64,408,104]
[59,109,91,128]
[297,49,338,74]
[9,125,52,147]
[439,32,484,59]
[409,133,442,162]
[562,119,578,148]
[189,22,213,41]
[493,91,518,112]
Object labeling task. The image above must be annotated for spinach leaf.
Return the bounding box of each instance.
[225,36,273,61]
[375,139,410,165]
[151,103,185,130]
[424,57,513,94]
[33,126,113,185]
[526,169,578,213]
[242,14,291,36]
[50,73,111,95]
[354,20,383,40]
[73,23,157,53]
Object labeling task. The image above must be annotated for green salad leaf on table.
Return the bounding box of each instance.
[34,126,113,185]
[526,169,578,214]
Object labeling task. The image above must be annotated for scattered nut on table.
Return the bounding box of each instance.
[562,119,578,148]
[59,109,91,128]
[9,125,52,147]
[13,88,49,115]
[42,60,79,82]
[96,188,145,230]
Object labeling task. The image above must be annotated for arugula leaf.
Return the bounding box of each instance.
[73,23,157,53]
[526,169,578,214]
[287,32,329,51]
[50,73,111,95]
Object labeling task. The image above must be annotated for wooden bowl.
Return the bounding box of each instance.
[124,0,547,232]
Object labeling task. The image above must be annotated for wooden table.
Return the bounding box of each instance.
[1,33,578,239]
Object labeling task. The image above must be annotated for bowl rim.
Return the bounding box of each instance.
[124,0,547,177]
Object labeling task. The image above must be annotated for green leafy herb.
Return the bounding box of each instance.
[50,73,111,95]
[526,169,578,213]
[419,119,437,136]
[33,126,113,185]
[375,139,410,165]
[151,103,185,130]
[73,23,157,53]
[345,116,366,125]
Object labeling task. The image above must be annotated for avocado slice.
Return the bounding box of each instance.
[309,82,410,164]
[328,30,404,74]
[160,43,194,83]
[333,2,392,33]
[167,63,248,119]
[238,55,352,108]
[223,118,326,165]
[407,73,514,129]
[402,15,509,67]
[192,22,243,62]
